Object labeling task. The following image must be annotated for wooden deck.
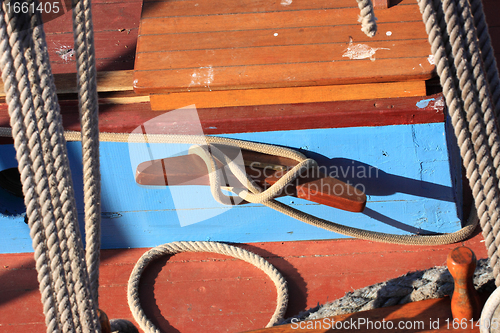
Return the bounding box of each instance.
[0,0,500,332]
[0,231,490,332]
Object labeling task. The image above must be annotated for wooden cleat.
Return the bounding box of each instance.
[447,246,481,322]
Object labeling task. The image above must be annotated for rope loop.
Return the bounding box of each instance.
[127,241,288,333]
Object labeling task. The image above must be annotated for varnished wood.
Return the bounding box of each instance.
[149,81,427,110]
[134,0,434,95]
[265,169,367,212]
[140,0,388,17]
[0,94,446,145]
[447,247,481,321]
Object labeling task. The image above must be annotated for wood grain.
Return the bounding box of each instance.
[0,70,135,95]
[140,0,392,18]
[149,81,427,109]
[135,40,430,71]
[136,21,427,53]
[138,3,421,35]
[135,0,434,94]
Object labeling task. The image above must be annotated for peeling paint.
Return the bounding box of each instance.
[280,0,292,5]
[416,98,435,108]
[342,43,390,61]
[386,31,392,36]
[427,55,435,65]
[54,43,74,61]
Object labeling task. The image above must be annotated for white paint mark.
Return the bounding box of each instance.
[342,43,390,61]
[419,63,424,70]
[427,55,435,65]
[281,0,292,5]
[274,33,279,37]
[189,66,214,91]
[433,96,444,110]
[53,43,75,61]
[386,31,392,36]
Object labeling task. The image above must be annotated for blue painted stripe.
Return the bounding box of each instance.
[0,122,462,253]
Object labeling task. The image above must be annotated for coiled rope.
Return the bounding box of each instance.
[128,241,288,332]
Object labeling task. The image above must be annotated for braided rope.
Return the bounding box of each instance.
[0,0,100,331]
[356,0,377,37]
[71,0,101,307]
[418,0,500,284]
[127,241,288,333]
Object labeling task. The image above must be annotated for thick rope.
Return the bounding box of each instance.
[418,0,500,286]
[356,0,377,37]
[0,0,99,331]
[127,241,288,333]
[71,0,101,307]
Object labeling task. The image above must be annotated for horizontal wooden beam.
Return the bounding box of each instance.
[150,81,427,110]
[0,70,135,95]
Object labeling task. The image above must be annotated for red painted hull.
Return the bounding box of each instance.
[0,231,488,333]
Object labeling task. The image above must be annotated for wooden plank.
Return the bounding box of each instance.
[135,0,433,93]
[136,58,433,94]
[140,0,391,18]
[135,39,430,71]
[43,2,141,34]
[0,234,489,333]
[243,298,478,332]
[0,94,445,146]
[0,70,134,96]
[149,81,427,109]
[46,30,138,74]
[138,3,421,35]
[136,21,427,53]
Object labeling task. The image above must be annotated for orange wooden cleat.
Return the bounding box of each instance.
[135,148,366,212]
[447,246,481,321]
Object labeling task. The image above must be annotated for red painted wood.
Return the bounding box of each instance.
[43,2,140,34]
[0,231,489,333]
[46,30,138,74]
[0,94,445,145]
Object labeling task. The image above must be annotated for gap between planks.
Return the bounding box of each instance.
[0,70,149,104]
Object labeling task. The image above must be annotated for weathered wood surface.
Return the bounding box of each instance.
[134,0,435,94]
[42,0,141,74]
[0,233,488,333]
